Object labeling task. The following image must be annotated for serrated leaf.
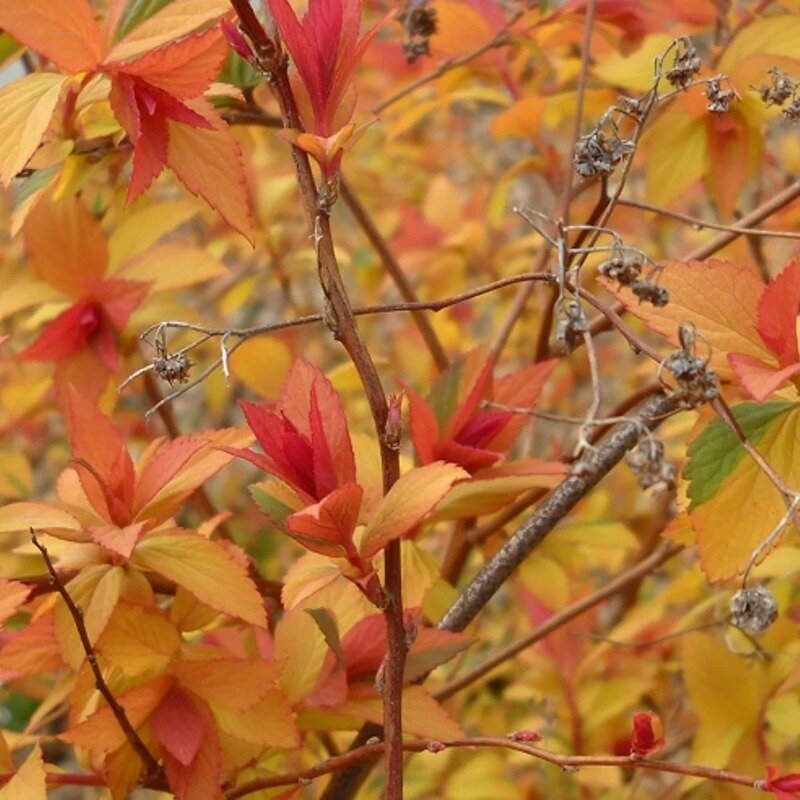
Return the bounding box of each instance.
[115,0,172,41]
[0,0,103,72]
[0,73,68,186]
[106,0,229,63]
[0,579,31,625]
[612,259,769,378]
[686,403,797,506]
[173,658,283,711]
[686,403,800,580]
[166,106,254,242]
[132,531,266,626]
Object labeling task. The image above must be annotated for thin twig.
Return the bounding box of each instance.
[435,543,681,701]
[339,175,449,371]
[30,530,163,781]
[226,734,761,799]
[617,197,800,240]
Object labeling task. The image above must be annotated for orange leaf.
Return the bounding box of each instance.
[0,73,68,185]
[61,675,173,753]
[0,0,103,72]
[359,462,468,559]
[131,530,267,626]
[24,194,109,297]
[0,743,46,800]
[612,259,769,378]
[166,102,254,241]
[133,427,251,524]
[116,27,227,99]
[173,658,284,711]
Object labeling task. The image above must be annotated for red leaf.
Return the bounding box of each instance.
[285,483,364,560]
[150,687,208,767]
[62,386,135,526]
[629,711,665,757]
[727,353,800,402]
[765,765,800,799]
[757,257,800,368]
[17,299,101,363]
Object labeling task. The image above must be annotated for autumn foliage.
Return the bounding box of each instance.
[2,0,800,799]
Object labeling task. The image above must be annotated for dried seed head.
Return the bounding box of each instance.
[631,280,669,307]
[574,126,634,177]
[666,38,701,90]
[705,76,737,113]
[783,96,800,122]
[626,438,676,492]
[153,352,192,385]
[599,252,643,286]
[555,299,588,351]
[662,351,718,407]
[398,0,438,64]
[730,586,778,634]
[758,67,796,107]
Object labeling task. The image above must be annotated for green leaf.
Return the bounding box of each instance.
[306,608,345,667]
[685,401,798,507]
[218,51,262,90]
[115,0,171,40]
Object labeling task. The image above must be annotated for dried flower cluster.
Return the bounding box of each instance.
[730,586,779,634]
[757,67,800,121]
[398,0,438,64]
[665,37,701,90]
[626,438,676,492]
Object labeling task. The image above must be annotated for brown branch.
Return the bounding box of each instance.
[617,197,800,240]
[30,530,163,781]
[435,542,681,701]
[438,392,680,633]
[227,735,761,799]
[339,176,449,371]
[227,6,406,793]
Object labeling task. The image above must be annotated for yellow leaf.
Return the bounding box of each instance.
[281,553,343,611]
[0,449,32,498]
[0,743,45,800]
[55,565,124,670]
[613,259,768,379]
[335,685,462,739]
[0,502,82,535]
[0,73,67,185]
[105,0,230,62]
[592,33,675,93]
[691,406,800,581]
[97,602,182,678]
[113,243,226,292]
[0,277,62,322]
[683,632,765,727]
[230,338,292,400]
[359,462,468,559]
[274,607,329,704]
[108,200,200,268]
[132,531,267,627]
[640,99,707,208]
[212,688,298,748]
[719,14,800,71]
